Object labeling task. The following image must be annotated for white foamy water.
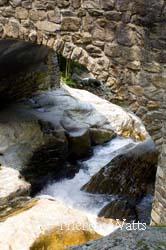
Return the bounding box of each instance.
[39,137,135,235]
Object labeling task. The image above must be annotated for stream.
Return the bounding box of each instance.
[39,137,135,236]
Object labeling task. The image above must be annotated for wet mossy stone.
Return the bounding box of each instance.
[98,198,137,223]
[30,227,101,250]
[90,128,116,145]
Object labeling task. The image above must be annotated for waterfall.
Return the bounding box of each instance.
[39,137,135,236]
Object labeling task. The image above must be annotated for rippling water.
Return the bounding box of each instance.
[39,137,135,235]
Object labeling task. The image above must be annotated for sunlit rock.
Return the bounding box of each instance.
[0,197,100,250]
[0,166,30,207]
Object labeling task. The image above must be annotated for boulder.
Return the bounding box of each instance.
[69,227,166,250]
[90,128,116,145]
[98,198,137,223]
[61,85,148,141]
[30,227,100,250]
[0,119,46,171]
[67,128,91,159]
[82,139,158,200]
[0,166,30,207]
[0,84,148,166]
[0,197,100,250]
[0,85,150,194]
[21,137,69,194]
[0,0,7,5]
[0,196,32,222]
[98,195,154,224]
[0,112,69,194]
[136,194,154,224]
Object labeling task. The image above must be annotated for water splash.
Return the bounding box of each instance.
[39,137,135,235]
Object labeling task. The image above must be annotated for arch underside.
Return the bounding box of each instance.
[0,0,165,225]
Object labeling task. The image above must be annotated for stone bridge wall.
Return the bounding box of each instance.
[0,0,165,225]
[0,40,60,103]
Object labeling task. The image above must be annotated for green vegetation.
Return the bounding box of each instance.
[58,54,77,87]
[137,240,150,250]
[152,225,166,228]
[58,54,88,87]
[111,99,129,108]
[61,74,76,87]
[30,227,101,250]
[157,241,166,247]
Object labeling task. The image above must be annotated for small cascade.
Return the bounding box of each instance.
[39,137,135,235]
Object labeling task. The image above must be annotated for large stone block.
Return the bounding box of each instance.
[36,20,61,32]
[61,17,81,31]
[16,7,29,19]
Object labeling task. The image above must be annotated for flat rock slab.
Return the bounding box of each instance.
[0,197,98,250]
[0,166,30,206]
[70,227,166,250]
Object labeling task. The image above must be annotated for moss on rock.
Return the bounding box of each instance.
[30,227,101,250]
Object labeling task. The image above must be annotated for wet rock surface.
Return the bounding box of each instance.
[98,194,154,224]
[0,85,149,194]
[0,86,158,250]
[83,139,158,200]
[82,139,158,223]
[98,198,138,223]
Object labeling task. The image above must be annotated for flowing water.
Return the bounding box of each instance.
[39,137,135,236]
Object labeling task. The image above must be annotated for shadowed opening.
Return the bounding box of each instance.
[0,39,57,106]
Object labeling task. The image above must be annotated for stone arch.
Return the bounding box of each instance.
[0,0,164,144]
[0,0,165,225]
[0,38,60,104]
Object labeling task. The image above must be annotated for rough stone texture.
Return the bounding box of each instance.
[69,227,166,250]
[98,198,137,223]
[0,0,165,226]
[0,196,32,221]
[98,195,154,225]
[31,227,100,250]
[0,116,55,171]
[0,85,149,194]
[0,39,60,104]
[151,89,166,226]
[83,139,158,202]
[0,166,30,206]
[0,0,164,146]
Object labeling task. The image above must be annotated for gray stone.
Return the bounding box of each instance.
[116,24,136,46]
[98,198,137,222]
[69,227,166,250]
[0,0,165,228]
[36,21,61,32]
[104,11,122,21]
[16,7,29,19]
[67,128,91,159]
[82,139,158,200]
[90,128,116,145]
[0,0,7,6]
[61,17,81,31]
[100,0,115,10]
[47,9,61,23]
[9,0,21,7]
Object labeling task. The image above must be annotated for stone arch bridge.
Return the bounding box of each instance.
[0,0,165,225]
